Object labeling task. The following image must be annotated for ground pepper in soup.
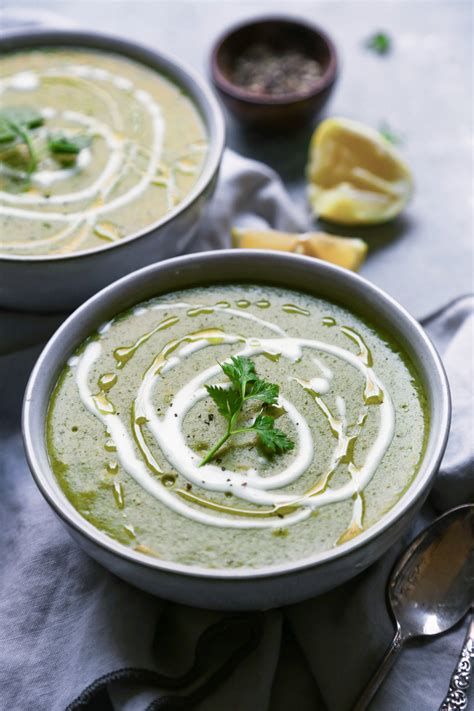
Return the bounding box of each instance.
[0,48,207,256]
[47,285,428,569]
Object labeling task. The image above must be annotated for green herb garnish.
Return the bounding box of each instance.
[0,106,44,174]
[48,132,92,156]
[366,32,391,55]
[379,122,402,145]
[199,356,294,467]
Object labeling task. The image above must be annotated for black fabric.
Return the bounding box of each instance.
[66,612,264,711]
[269,617,326,711]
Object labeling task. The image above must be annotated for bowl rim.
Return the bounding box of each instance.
[0,29,225,264]
[22,250,451,581]
[210,14,338,106]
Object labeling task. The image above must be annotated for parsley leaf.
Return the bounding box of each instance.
[199,356,294,466]
[246,378,279,405]
[0,105,44,174]
[48,132,92,156]
[366,32,391,55]
[221,355,257,396]
[205,385,241,419]
[252,414,295,454]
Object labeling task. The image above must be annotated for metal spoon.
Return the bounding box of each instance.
[354,504,474,710]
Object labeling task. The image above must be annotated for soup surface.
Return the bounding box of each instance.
[0,48,207,256]
[47,285,428,569]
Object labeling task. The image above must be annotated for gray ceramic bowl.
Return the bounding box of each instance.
[23,251,450,610]
[0,30,225,313]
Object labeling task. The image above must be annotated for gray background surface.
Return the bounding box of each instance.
[2,0,473,318]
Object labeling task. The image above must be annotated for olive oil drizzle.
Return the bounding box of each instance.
[131,402,163,476]
[176,487,298,519]
[187,307,216,317]
[292,378,369,517]
[282,304,310,316]
[113,480,125,509]
[341,327,384,405]
[113,316,179,368]
[65,301,395,535]
[337,492,365,544]
[341,326,373,367]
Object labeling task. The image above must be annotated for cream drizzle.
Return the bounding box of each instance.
[67,304,396,532]
[0,64,168,253]
[74,341,309,529]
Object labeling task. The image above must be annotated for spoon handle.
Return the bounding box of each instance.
[352,628,405,711]
[439,613,474,711]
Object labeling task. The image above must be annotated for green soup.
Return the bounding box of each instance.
[47,285,428,569]
[0,48,207,256]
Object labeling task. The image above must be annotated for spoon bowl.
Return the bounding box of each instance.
[390,504,474,640]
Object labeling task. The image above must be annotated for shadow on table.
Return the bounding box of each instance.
[318,215,413,255]
[226,117,315,187]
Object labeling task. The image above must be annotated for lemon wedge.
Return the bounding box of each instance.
[307,117,413,225]
[232,227,368,271]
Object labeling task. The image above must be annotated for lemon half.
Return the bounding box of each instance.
[232,227,367,272]
[307,117,413,225]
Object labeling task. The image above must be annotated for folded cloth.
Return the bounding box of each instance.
[424,297,474,510]
[0,134,473,711]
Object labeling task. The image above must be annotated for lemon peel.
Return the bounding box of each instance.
[232,227,367,272]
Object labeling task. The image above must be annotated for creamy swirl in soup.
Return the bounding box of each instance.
[47,285,428,569]
[0,48,207,256]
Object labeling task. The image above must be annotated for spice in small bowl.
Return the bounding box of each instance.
[210,17,338,129]
[231,43,323,97]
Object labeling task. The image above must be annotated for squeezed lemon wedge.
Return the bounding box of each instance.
[232,227,368,271]
[307,117,413,225]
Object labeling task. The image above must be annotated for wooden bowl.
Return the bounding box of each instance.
[210,16,338,130]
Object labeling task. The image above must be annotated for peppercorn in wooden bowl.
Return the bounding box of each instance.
[210,16,338,130]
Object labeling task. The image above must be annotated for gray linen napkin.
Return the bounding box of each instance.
[1,137,473,711]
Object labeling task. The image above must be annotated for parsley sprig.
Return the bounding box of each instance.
[199,356,294,467]
[0,106,44,175]
[379,121,401,145]
[0,106,93,180]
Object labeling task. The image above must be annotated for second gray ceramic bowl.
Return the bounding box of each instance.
[0,30,225,313]
[23,251,450,610]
